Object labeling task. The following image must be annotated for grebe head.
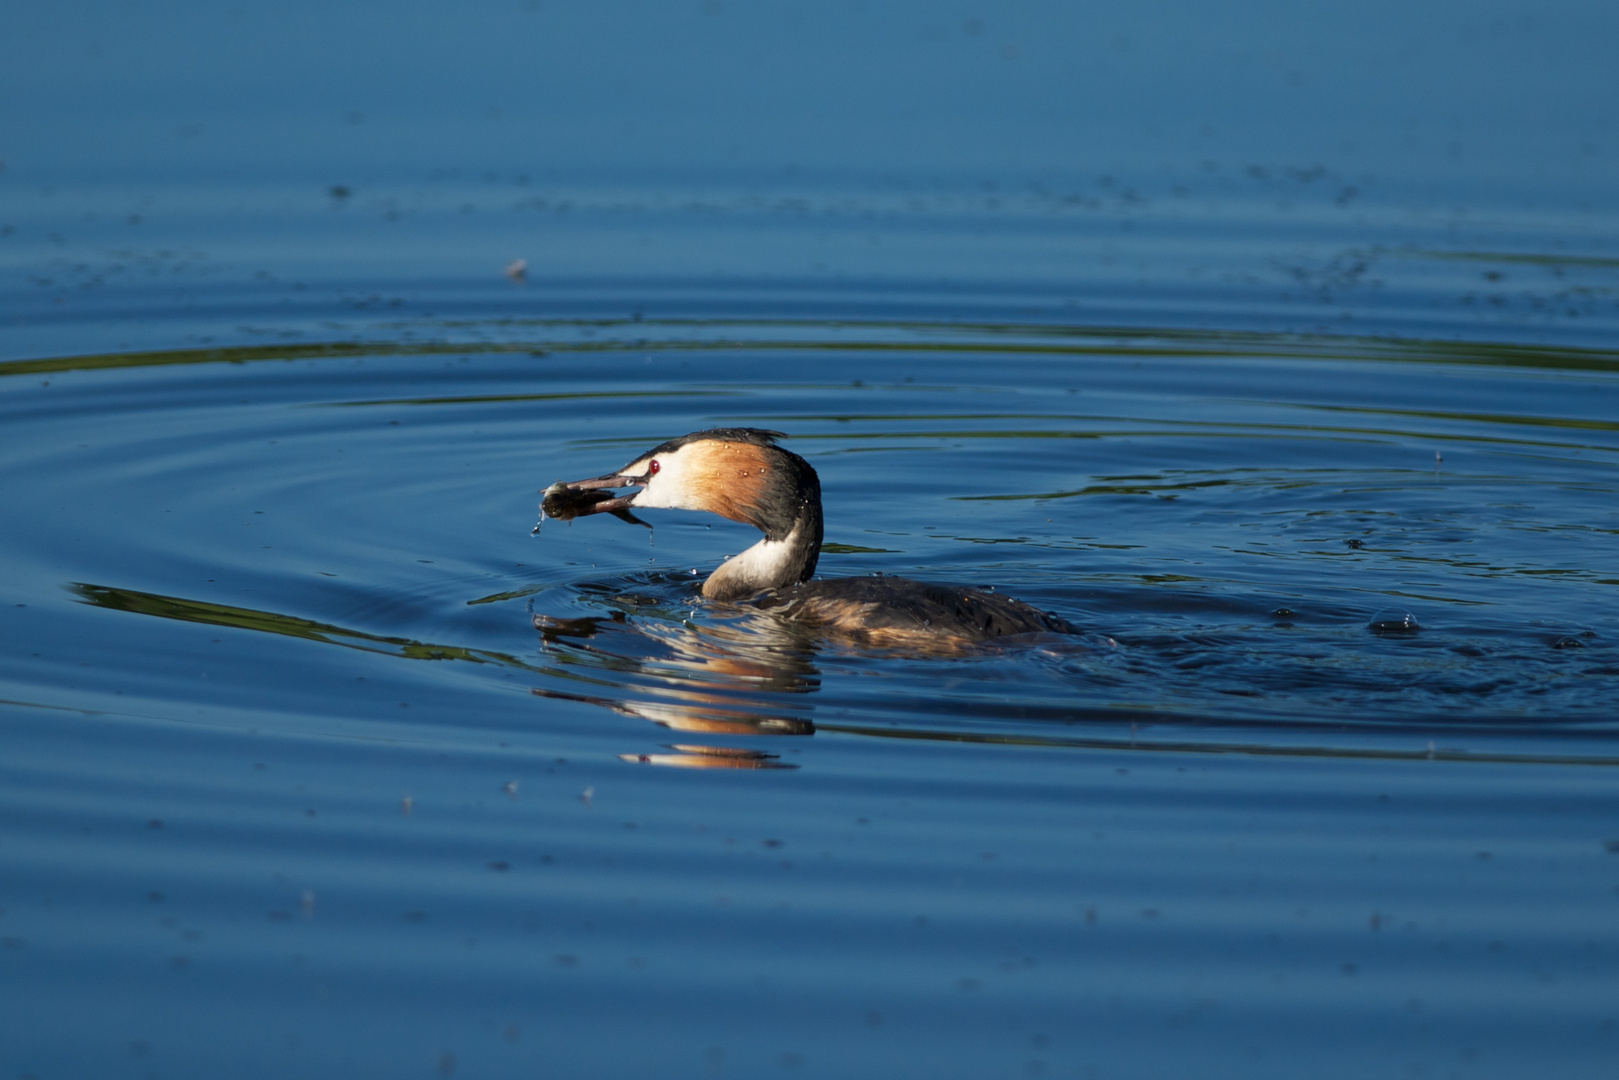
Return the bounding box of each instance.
[548,428,824,600]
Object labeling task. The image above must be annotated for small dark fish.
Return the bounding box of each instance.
[541,482,610,520]
[540,482,649,528]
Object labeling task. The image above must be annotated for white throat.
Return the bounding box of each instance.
[702,523,806,601]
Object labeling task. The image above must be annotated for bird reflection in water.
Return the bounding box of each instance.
[621,745,793,770]
[532,604,819,769]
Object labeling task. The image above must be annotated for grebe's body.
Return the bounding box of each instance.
[544,428,1074,645]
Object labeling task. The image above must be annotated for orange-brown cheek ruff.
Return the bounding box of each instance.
[676,441,774,528]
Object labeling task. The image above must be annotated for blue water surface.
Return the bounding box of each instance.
[2,3,1618,1078]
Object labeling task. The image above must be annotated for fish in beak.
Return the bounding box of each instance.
[540,470,651,528]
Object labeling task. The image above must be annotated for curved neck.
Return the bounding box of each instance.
[701,454,823,601]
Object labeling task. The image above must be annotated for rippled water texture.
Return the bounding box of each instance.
[14,321,1618,735]
[5,321,1619,1078]
[4,2,1619,1078]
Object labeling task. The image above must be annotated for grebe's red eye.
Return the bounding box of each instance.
[647,460,660,475]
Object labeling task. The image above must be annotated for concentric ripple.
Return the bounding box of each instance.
[4,319,1617,754]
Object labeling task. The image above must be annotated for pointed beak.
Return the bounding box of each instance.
[541,471,649,525]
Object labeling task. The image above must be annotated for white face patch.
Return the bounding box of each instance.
[622,439,771,527]
[625,443,703,511]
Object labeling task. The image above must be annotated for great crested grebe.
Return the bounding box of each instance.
[542,428,1077,646]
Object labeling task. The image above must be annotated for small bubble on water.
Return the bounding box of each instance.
[1368,610,1420,635]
